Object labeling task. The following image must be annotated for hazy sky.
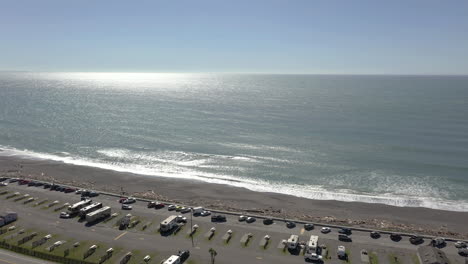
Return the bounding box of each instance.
[1,0,468,74]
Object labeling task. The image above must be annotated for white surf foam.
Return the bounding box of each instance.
[2,146,468,212]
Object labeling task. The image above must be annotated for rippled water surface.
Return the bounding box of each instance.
[1,72,468,211]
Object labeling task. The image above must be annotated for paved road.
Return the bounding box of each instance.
[0,248,56,264]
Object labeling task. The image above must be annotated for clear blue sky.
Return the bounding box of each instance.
[1,0,467,74]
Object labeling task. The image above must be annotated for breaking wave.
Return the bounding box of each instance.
[1,146,468,212]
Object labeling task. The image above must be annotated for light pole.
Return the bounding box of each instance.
[190,208,194,247]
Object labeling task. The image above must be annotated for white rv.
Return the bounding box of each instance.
[85,206,111,222]
[160,215,179,232]
[287,235,299,249]
[305,235,319,257]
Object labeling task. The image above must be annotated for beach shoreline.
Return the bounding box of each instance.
[1,155,467,239]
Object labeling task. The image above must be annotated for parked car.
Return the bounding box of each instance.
[304,223,314,231]
[43,183,51,189]
[176,215,187,223]
[211,214,226,222]
[459,248,468,257]
[263,218,274,225]
[321,227,331,233]
[370,231,381,239]
[246,217,256,223]
[390,233,402,241]
[147,201,156,208]
[167,205,176,211]
[154,202,165,209]
[432,237,446,247]
[180,207,192,213]
[27,181,36,186]
[338,234,352,242]
[409,236,424,245]
[286,221,296,228]
[200,210,211,216]
[64,188,75,193]
[455,241,467,248]
[238,215,247,222]
[122,197,136,204]
[60,212,70,219]
[338,228,352,235]
[121,204,132,210]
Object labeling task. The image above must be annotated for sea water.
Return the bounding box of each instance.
[1,72,467,211]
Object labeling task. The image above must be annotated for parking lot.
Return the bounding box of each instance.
[1,179,467,264]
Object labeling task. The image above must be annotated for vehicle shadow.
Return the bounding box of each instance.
[287,247,301,256]
[85,216,110,227]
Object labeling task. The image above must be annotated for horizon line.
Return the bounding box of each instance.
[1,70,468,77]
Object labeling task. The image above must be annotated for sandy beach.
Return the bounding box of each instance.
[1,155,467,239]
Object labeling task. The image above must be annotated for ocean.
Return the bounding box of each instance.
[1,72,468,211]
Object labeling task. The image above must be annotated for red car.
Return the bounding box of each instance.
[154,202,165,209]
[119,197,127,203]
[19,180,30,185]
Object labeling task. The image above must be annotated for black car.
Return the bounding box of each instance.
[263,218,274,225]
[88,191,99,197]
[390,233,402,241]
[338,228,352,235]
[304,224,314,231]
[409,236,424,245]
[211,214,226,222]
[338,234,352,242]
[147,202,156,208]
[28,181,37,186]
[286,221,296,228]
[178,250,190,261]
[35,182,44,187]
[43,183,51,189]
[50,185,58,191]
[370,231,381,239]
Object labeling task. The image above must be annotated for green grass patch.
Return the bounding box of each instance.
[388,253,401,264]
[411,254,420,264]
[344,249,351,263]
[369,252,379,264]
[33,199,49,207]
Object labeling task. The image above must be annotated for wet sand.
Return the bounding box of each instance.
[1,155,467,238]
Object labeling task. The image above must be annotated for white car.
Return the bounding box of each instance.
[200,210,211,216]
[305,253,323,261]
[210,227,216,232]
[239,215,247,221]
[122,197,136,204]
[60,212,70,218]
[455,241,467,248]
[176,215,187,223]
[321,227,331,233]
